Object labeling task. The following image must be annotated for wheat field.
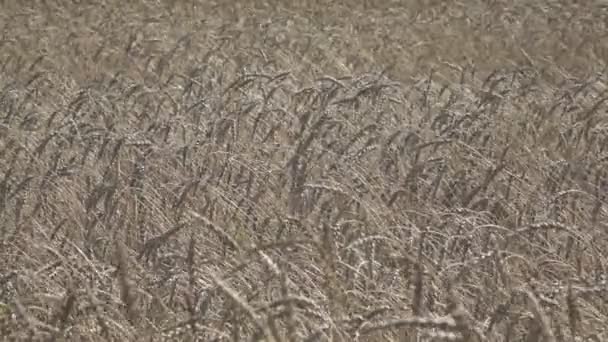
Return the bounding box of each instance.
[1,1,608,341]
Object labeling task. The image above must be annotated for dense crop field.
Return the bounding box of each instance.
[1,1,608,341]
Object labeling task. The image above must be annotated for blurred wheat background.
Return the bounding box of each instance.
[1,1,608,341]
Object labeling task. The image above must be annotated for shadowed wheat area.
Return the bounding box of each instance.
[1,1,608,341]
